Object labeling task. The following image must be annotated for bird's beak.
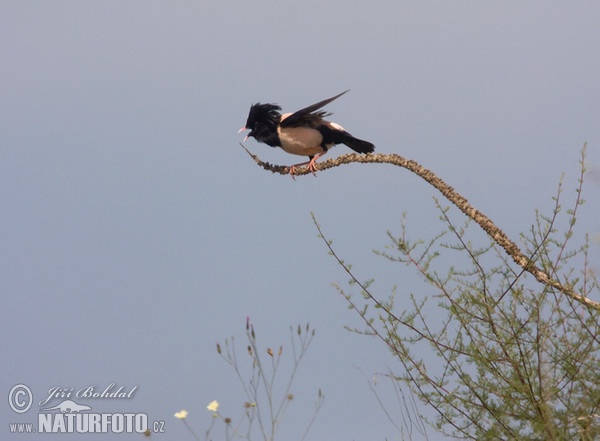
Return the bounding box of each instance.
[238,126,249,142]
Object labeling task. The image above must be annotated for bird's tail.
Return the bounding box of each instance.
[340,132,375,154]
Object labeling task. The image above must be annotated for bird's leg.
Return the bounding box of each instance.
[288,157,315,179]
[288,150,328,178]
[307,151,327,174]
[288,163,303,180]
[287,148,329,178]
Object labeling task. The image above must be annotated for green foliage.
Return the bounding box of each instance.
[316,147,600,440]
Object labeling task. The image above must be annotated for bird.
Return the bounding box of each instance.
[239,90,374,176]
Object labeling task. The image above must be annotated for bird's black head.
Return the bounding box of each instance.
[243,103,282,147]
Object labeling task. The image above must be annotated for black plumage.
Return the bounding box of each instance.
[240,90,374,175]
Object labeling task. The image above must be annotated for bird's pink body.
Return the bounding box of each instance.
[278,113,346,157]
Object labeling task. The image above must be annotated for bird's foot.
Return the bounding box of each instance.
[307,157,319,175]
[288,161,318,179]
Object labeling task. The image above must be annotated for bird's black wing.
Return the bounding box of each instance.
[280,90,349,128]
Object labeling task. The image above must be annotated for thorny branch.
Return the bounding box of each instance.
[241,144,599,311]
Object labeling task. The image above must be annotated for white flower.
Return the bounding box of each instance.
[174,409,188,419]
[206,400,220,412]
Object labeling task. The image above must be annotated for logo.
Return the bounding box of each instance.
[40,399,91,413]
[7,383,166,435]
[8,384,32,414]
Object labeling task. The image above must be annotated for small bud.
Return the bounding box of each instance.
[267,348,274,357]
[216,343,221,354]
[224,417,231,424]
[247,345,253,356]
[287,393,294,401]
[278,346,283,356]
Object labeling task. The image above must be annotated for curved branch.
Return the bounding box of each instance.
[242,145,599,310]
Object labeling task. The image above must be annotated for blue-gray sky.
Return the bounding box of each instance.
[1,2,599,440]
